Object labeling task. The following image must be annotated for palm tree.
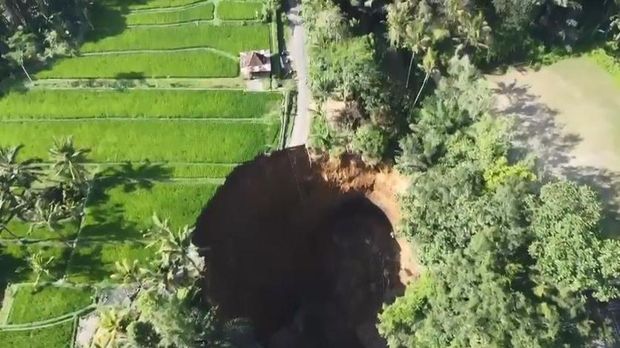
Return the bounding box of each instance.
[3,29,38,82]
[111,259,153,291]
[146,214,204,290]
[412,48,437,108]
[92,308,127,348]
[49,137,90,189]
[28,252,54,290]
[0,145,42,189]
[386,0,436,89]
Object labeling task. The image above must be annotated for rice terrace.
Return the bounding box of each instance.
[0,0,289,346]
[2,0,620,347]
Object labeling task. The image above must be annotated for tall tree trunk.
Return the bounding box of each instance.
[20,63,32,82]
[405,51,415,89]
[412,72,430,108]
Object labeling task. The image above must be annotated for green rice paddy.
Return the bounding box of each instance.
[0,320,75,348]
[0,120,279,162]
[81,181,220,240]
[126,2,214,25]
[102,0,204,10]
[82,23,270,54]
[217,1,264,20]
[37,50,237,79]
[7,285,93,324]
[0,89,281,119]
[0,0,281,345]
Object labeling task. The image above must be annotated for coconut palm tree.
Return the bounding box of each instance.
[49,136,90,190]
[92,308,128,348]
[111,259,153,291]
[412,48,437,108]
[0,145,42,190]
[28,252,54,290]
[146,214,204,291]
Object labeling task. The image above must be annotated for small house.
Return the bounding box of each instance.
[240,50,271,79]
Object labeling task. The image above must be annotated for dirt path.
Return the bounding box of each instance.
[488,57,620,234]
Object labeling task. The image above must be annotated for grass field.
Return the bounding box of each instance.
[0,243,70,283]
[37,50,237,79]
[81,181,220,240]
[0,120,279,163]
[82,23,270,53]
[67,241,154,282]
[0,0,282,343]
[4,219,80,241]
[93,162,236,179]
[102,0,204,10]
[217,1,263,20]
[7,285,93,324]
[126,2,214,25]
[0,89,281,119]
[0,320,74,348]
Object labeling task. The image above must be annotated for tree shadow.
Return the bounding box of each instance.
[66,243,110,283]
[89,161,172,206]
[492,80,582,174]
[562,166,620,239]
[492,80,620,239]
[80,162,172,240]
[0,246,28,292]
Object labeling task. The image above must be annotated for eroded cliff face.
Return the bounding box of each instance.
[193,147,419,348]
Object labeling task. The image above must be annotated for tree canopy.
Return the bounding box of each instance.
[379,56,620,347]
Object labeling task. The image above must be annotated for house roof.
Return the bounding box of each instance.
[241,51,270,68]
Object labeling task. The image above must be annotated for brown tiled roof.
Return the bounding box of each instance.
[242,52,269,67]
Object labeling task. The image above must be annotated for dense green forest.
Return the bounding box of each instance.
[306,0,620,347]
[0,0,90,80]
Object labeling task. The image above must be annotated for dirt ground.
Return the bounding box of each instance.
[193,147,419,348]
[488,57,620,235]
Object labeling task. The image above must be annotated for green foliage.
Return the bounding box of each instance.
[127,321,162,347]
[7,285,93,324]
[82,182,219,239]
[0,89,281,120]
[101,0,202,10]
[529,181,620,301]
[82,23,270,54]
[386,0,492,65]
[67,241,154,283]
[588,48,620,87]
[377,274,432,347]
[483,157,536,190]
[126,3,214,25]
[397,56,492,172]
[350,123,388,166]
[303,0,349,47]
[0,243,69,283]
[217,2,264,20]
[38,50,239,79]
[0,320,74,348]
[383,54,616,347]
[308,35,379,100]
[0,120,279,163]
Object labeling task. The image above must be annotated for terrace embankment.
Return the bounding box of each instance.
[193,146,420,348]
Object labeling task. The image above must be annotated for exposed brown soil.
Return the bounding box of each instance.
[193,146,419,348]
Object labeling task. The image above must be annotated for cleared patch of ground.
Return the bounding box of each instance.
[488,57,620,235]
[193,147,419,348]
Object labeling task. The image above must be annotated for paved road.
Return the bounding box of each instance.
[286,0,312,147]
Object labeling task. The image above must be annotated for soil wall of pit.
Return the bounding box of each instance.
[193,146,418,348]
